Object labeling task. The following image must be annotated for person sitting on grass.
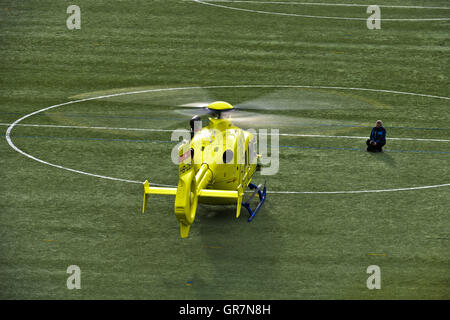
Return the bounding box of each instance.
[366,120,386,152]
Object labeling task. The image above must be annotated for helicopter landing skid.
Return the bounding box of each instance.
[242,182,266,222]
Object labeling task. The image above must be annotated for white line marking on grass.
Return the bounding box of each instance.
[0,123,174,133]
[267,183,450,194]
[202,0,450,10]
[194,0,450,21]
[2,123,449,142]
[278,133,450,143]
[5,85,450,193]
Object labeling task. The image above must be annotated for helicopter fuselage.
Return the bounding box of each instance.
[181,117,257,204]
[142,101,265,238]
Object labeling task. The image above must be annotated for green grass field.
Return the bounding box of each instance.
[1,0,449,299]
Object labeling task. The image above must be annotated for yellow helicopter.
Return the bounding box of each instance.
[142,101,266,238]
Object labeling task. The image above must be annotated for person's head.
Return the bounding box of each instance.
[376,120,383,128]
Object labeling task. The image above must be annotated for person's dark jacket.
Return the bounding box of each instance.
[370,126,386,144]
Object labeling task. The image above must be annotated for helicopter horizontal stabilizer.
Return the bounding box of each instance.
[198,189,238,199]
[142,180,242,214]
[142,180,177,213]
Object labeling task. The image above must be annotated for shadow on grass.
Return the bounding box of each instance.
[188,199,283,299]
[367,150,396,167]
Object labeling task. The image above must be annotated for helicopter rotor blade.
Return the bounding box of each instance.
[173,108,328,129]
[178,102,212,109]
[170,86,376,128]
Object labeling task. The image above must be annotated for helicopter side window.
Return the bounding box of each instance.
[223,149,234,164]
